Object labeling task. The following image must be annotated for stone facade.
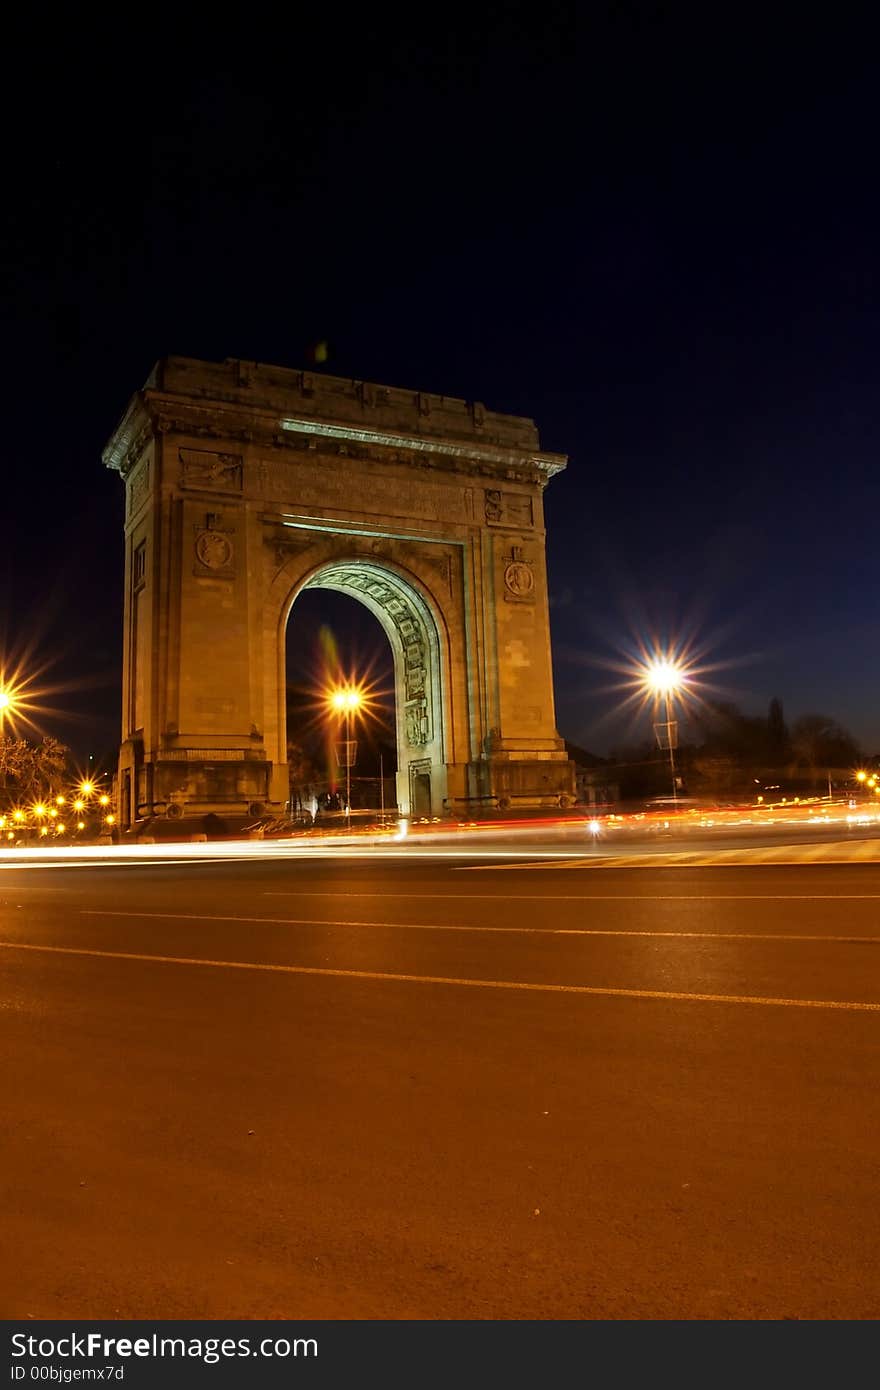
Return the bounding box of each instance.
[104,356,575,823]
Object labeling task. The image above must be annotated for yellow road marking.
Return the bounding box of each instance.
[262,891,880,902]
[80,908,880,944]
[2,938,879,1012]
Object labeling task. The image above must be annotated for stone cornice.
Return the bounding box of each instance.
[278,416,566,477]
[106,391,567,487]
[102,393,152,477]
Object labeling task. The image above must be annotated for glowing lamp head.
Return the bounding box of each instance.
[329,688,361,713]
[80,780,95,795]
[0,691,11,712]
[645,659,684,697]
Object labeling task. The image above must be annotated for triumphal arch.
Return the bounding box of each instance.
[103,356,574,825]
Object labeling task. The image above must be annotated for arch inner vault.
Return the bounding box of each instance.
[104,356,574,824]
[295,561,445,817]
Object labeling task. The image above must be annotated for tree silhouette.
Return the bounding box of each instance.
[286,741,320,814]
[790,714,860,773]
[766,697,790,765]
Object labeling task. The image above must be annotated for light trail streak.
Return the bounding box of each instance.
[2,801,880,870]
[0,837,595,870]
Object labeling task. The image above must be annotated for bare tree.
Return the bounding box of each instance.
[0,735,70,802]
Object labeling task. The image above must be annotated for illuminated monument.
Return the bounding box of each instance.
[103,357,574,824]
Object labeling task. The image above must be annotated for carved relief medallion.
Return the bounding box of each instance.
[195,531,234,570]
[504,561,534,596]
[503,545,536,602]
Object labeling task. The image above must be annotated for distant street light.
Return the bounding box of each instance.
[0,684,21,736]
[329,688,362,825]
[0,693,10,803]
[643,657,686,805]
[0,687,19,800]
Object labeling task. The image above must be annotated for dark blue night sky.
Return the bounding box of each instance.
[2,11,877,763]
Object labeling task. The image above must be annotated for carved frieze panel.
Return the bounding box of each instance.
[180,449,243,492]
[405,702,430,746]
[127,459,151,517]
[484,488,534,528]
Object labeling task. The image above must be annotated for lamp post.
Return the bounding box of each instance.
[329,688,362,825]
[0,689,13,801]
[644,658,684,805]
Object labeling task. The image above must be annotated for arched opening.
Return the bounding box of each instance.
[282,559,448,819]
[284,588,396,820]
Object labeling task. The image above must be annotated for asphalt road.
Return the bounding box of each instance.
[2,846,880,1320]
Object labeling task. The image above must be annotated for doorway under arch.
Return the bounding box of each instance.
[283,586,396,815]
[284,558,448,818]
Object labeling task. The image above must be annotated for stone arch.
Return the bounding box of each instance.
[280,556,450,817]
[105,355,575,825]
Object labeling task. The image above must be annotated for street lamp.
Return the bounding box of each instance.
[644,658,685,805]
[0,683,21,734]
[329,688,362,824]
[0,691,11,804]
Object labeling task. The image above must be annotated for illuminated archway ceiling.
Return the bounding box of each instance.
[303,563,430,739]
